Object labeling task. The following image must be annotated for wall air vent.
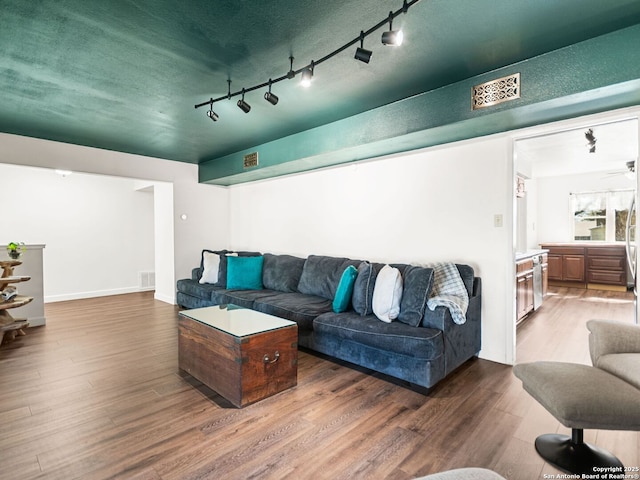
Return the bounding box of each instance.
[243,152,259,169]
[139,271,155,290]
[472,73,520,110]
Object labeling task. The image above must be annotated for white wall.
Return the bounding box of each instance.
[0,133,229,304]
[0,163,155,301]
[229,136,515,365]
[535,171,634,244]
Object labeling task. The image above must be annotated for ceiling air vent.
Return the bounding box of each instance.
[243,152,258,169]
[472,73,520,110]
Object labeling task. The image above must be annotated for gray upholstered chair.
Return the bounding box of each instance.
[513,319,640,475]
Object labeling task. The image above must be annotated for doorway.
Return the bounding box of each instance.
[512,112,639,355]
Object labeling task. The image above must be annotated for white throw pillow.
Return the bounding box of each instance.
[199,251,221,284]
[372,265,403,323]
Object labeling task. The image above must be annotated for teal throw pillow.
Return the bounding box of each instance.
[332,265,358,313]
[226,255,264,290]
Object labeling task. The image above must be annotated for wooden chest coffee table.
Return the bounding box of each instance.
[178,304,298,407]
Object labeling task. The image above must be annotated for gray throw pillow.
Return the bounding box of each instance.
[262,253,306,292]
[352,261,384,316]
[397,266,434,327]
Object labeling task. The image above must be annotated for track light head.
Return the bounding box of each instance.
[382,12,403,46]
[206,100,219,122]
[237,99,251,113]
[237,89,251,113]
[264,91,279,105]
[355,47,372,63]
[381,30,403,46]
[301,61,314,88]
[265,79,279,105]
[355,31,372,63]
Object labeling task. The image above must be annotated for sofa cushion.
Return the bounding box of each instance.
[226,255,264,290]
[253,292,333,331]
[333,265,358,313]
[352,261,385,316]
[199,251,221,284]
[218,289,280,309]
[373,265,403,323]
[176,278,221,301]
[262,253,306,293]
[199,249,228,286]
[297,255,360,300]
[205,250,261,288]
[398,266,434,327]
[314,311,444,359]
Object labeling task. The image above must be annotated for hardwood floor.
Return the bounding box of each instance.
[0,288,638,479]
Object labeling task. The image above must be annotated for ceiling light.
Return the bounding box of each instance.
[300,61,314,88]
[206,101,219,121]
[194,0,422,119]
[355,31,372,63]
[264,79,279,105]
[585,128,596,153]
[237,89,251,113]
[381,12,404,46]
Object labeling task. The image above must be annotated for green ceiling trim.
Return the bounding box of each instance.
[199,25,640,186]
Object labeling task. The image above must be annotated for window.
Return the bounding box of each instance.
[572,190,635,242]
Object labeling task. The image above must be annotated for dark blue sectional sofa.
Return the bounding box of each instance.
[176,251,482,389]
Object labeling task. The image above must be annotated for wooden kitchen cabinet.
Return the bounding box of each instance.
[541,244,628,291]
[586,245,627,290]
[516,258,534,323]
[541,245,586,287]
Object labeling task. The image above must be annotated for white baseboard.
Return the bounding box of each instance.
[154,291,176,305]
[45,287,150,303]
[26,316,46,327]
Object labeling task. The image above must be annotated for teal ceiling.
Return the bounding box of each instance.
[2,0,640,166]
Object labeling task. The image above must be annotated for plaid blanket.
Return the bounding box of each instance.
[426,262,469,325]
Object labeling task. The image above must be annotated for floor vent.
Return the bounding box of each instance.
[139,271,156,290]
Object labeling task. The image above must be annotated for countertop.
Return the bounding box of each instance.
[539,242,623,247]
[515,249,548,261]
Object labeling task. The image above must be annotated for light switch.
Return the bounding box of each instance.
[494,214,503,227]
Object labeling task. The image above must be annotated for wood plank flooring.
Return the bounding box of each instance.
[0,288,638,479]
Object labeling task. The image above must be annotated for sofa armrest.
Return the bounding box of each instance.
[422,278,482,375]
[192,267,202,281]
[422,277,481,330]
[588,319,640,366]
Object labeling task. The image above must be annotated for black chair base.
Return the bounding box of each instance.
[535,430,623,475]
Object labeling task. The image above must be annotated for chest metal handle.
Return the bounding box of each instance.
[263,351,280,364]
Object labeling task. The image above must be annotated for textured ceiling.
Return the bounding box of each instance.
[2,0,640,165]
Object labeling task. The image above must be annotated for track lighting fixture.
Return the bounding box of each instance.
[206,100,219,121]
[355,31,372,63]
[194,0,421,121]
[300,61,314,88]
[237,89,251,113]
[381,12,404,46]
[264,79,279,105]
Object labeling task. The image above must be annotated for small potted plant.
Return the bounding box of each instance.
[6,242,26,260]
